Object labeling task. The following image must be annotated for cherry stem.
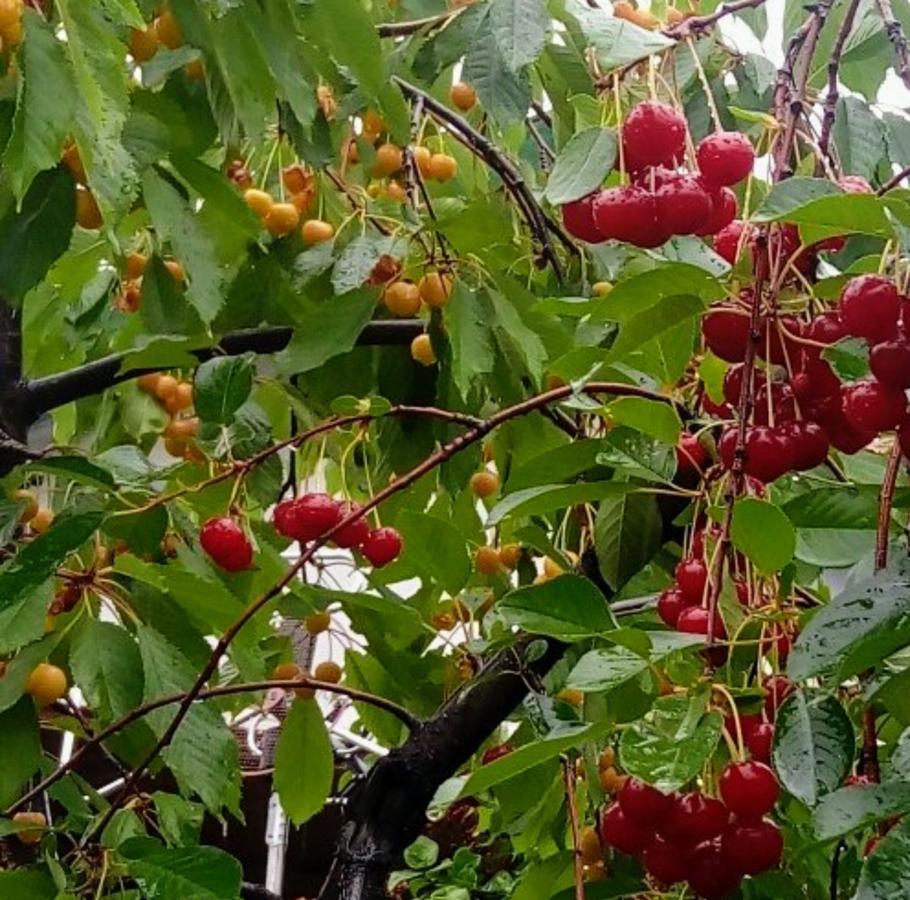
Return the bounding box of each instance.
[562,756,587,900]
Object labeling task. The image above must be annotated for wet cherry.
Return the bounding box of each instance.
[657,587,687,627]
[621,101,688,173]
[838,275,901,343]
[618,778,672,823]
[599,801,652,855]
[562,193,604,244]
[697,131,755,186]
[719,760,779,819]
[842,378,907,433]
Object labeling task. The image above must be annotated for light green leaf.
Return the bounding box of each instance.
[486,482,633,526]
[274,699,334,826]
[606,397,681,445]
[730,498,796,574]
[771,692,854,807]
[595,492,662,590]
[507,440,608,492]
[4,11,77,200]
[545,127,617,204]
[141,168,225,325]
[490,0,549,70]
[813,784,910,840]
[193,356,254,425]
[498,574,616,639]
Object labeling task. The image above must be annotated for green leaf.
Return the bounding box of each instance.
[70,619,143,726]
[0,511,103,614]
[459,721,610,797]
[141,168,225,324]
[0,869,56,898]
[783,487,880,530]
[274,699,334,826]
[277,289,377,376]
[753,176,844,221]
[0,168,75,305]
[0,697,42,808]
[545,128,617,204]
[730,498,796,574]
[404,835,439,870]
[489,0,549,71]
[787,562,910,681]
[833,95,886,181]
[119,837,242,900]
[387,511,471,595]
[855,816,910,899]
[193,356,254,425]
[619,696,724,792]
[498,574,616,639]
[486,482,633,527]
[594,492,662,590]
[489,289,547,384]
[596,427,677,483]
[306,0,385,99]
[4,11,77,200]
[27,456,117,491]
[606,294,707,363]
[823,337,871,380]
[606,397,681,445]
[813,784,910,840]
[445,285,496,399]
[463,26,532,123]
[771,692,854,807]
[507,440,608,492]
[137,626,241,816]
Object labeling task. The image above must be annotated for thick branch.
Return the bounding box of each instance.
[22,321,423,425]
[876,0,910,90]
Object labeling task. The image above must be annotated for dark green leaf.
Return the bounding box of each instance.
[0,869,56,898]
[385,511,471,595]
[594,492,662,590]
[489,0,549,71]
[596,427,677,483]
[813,784,910,840]
[0,698,42,807]
[274,699,334,826]
[545,128,617,204]
[445,285,496,399]
[486,482,633,527]
[463,27,531,123]
[833,95,886,181]
[731,498,796,574]
[193,356,254,424]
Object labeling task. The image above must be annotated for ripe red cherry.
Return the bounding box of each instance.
[642,836,688,886]
[726,711,762,741]
[273,499,298,538]
[662,792,730,845]
[657,587,687,627]
[332,502,371,549]
[763,674,795,719]
[722,364,744,406]
[621,100,687,173]
[742,426,795,483]
[842,378,908,433]
[200,517,253,572]
[713,220,748,265]
[784,421,830,471]
[722,819,783,875]
[719,760,779,819]
[753,382,797,425]
[697,131,755,186]
[820,407,877,455]
[677,605,726,639]
[481,744,512,764]
[734,579,750,606]
[870,339,910,390]
[561,193,604,244]
[696,184,737,236]
[687,839,742,899]
[757,315,803,366]
[839,275,901,343]
[655,175,713,236]
[676,557,708,603]
[746,721,775,763]
[618,778,672,823]
[599,801,652,855]
[593,185,665,248]
[361,527,403,567]
[677,433,707,477]
[280,493,343,542]
[702,306,750,361]
[718,427,738,470]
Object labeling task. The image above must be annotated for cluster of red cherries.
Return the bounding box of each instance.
[699,273,910,483]
[561,101,754,248]
[600,762,782,898]
[198,494,403,572]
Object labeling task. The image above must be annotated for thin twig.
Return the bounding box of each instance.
[879,164,910,194]
[9,678,416,817]
[663,0,769,38]
[563,757,586,900]
[376,8,464,37]
[875,0,910,90]
[862,706,881,782]
[818,0,862,169]
[876,440,902,571]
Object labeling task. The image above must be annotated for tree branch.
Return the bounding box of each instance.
[241,883,281,900]
[876,0,910,90]
[376,8,463,37]
[875,439,902,571]
[564,757,587,900]
[817,0,862,168]
[663,0,768,38]
[879,164,910,194]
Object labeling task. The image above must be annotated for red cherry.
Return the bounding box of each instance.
[846,773,873,786]
[713,220,749,265]
[725,711,762,741]
[757,315,803,366]
[746,722,775,763]
[696,184,738,236]
[703,393,733,417]
[870,339,910,390]
[562,193,604,244]
[718,426,738,470]
[677,605,726,639]
[599,801,652,855]
[282,493,343,542]
[809,310,849,347]
[702,306,750,362]
[761,623,793,663]
[633,165,682,191]
[676,558,708,603]
[815,234,846,255]
[618,778,672,824]
[820,407,877,455]
[687,839,742,899]
[763,674,795,719]
[621,101,688,173]
[722,819,783,875]
[842,378,907,433]
[734,579,750,606]
[657,587,687,627]
[655,175,713,236]
[722,364,744,406]
[697,131,755,186]
[839,275,901,343]
[332,502,371,549]
[719,760,779,819]
[784,421,830,471]
[642,836,688,886]
[742,426,795,483]
[840,174,873,193]
[753,382,797,425]
[200,517,253,572]
[677,433,707,477]
[481,743,512,764]
[361,527,403,567]
[662,792,730,845]
[593,185,666,248]
[273,499,298,538]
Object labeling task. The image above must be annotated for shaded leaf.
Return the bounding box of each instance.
[274,699,334,826]
[486,482,633,527]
